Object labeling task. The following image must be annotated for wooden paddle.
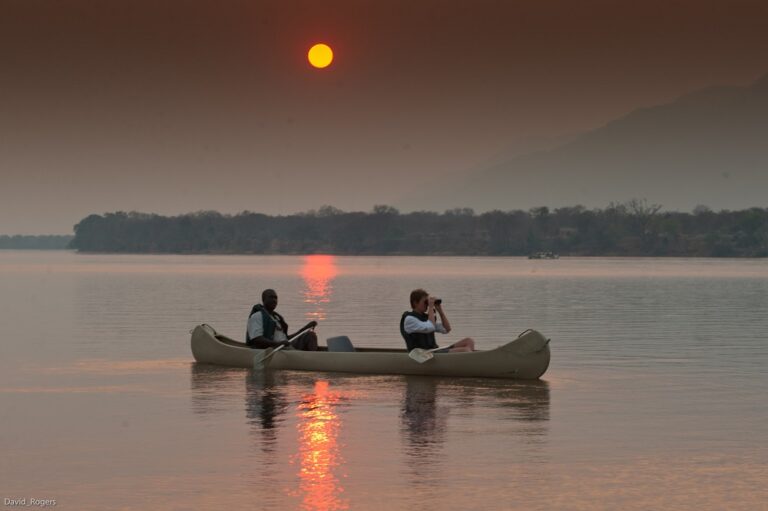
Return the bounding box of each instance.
[252,325,314,369]
[408,345,451,363]
[253,344,286,369]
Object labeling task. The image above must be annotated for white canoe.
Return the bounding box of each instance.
[190,324,551,380]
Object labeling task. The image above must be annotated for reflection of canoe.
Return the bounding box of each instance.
[190,324,550,380]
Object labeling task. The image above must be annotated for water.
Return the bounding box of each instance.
[1,252,767,510]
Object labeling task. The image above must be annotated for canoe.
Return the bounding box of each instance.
[190,324,550,380]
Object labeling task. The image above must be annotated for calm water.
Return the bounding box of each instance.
[1,251,767,510]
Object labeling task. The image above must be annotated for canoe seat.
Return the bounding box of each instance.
[326,336,355,352]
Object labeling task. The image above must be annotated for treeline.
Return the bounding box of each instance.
[0,235,74,250]
[69,201,768,257]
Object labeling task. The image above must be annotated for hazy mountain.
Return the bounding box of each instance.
[407,74,768,212]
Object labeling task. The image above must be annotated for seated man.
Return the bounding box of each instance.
[399,288,475,353]
[246,288,318,351]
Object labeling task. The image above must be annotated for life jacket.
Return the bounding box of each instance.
[399,311,438,351]
[246,304,289,345]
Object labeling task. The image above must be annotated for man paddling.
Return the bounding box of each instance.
[400,289,475,353]
[246,289,319,351]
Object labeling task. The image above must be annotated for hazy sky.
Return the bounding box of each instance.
[2,0,767,233]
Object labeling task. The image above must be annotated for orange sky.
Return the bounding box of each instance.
[1,0,767,233]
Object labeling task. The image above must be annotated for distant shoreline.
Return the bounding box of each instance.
[2,248,765,259]
[0,234,73,250]
[58,203,768,258]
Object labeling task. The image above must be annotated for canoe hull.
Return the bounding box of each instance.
[190,324,550,380]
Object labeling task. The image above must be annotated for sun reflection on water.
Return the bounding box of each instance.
[295,380,348,511]
[301,255,339,322]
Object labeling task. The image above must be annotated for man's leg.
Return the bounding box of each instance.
[449,337,475,352]
[290,331,319,351]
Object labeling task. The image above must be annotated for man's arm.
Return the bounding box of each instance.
[404,315,438,334]
[288,320,317,339]
[435,303,452,333]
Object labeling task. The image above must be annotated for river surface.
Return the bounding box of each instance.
[1,252,766,510]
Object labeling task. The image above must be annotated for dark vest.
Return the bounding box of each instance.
[399,311,438,351]
[246,304,289,345]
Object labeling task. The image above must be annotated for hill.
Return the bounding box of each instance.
[416,74,768,212]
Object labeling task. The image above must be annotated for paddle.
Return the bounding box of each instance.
[252,325,314,370]
[408,345,451,363]
[253,344,286,369]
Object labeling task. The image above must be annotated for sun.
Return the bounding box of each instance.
[308,43,334,69]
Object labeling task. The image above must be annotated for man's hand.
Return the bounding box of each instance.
[433,298,451,333]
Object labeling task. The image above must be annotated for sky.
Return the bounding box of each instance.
[2,0,768,234]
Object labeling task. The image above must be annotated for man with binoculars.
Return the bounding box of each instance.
[399,288,475,353]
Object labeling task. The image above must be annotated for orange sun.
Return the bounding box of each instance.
[308,43,334,69]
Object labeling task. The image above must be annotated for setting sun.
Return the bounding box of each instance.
[308,43,334,69]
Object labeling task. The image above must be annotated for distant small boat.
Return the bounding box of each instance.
[190,324,551,380]
[528,252,559,259]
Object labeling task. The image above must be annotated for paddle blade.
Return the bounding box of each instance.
[408,348,434,363]
[253,345,283,370]
[252,350,268,370]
